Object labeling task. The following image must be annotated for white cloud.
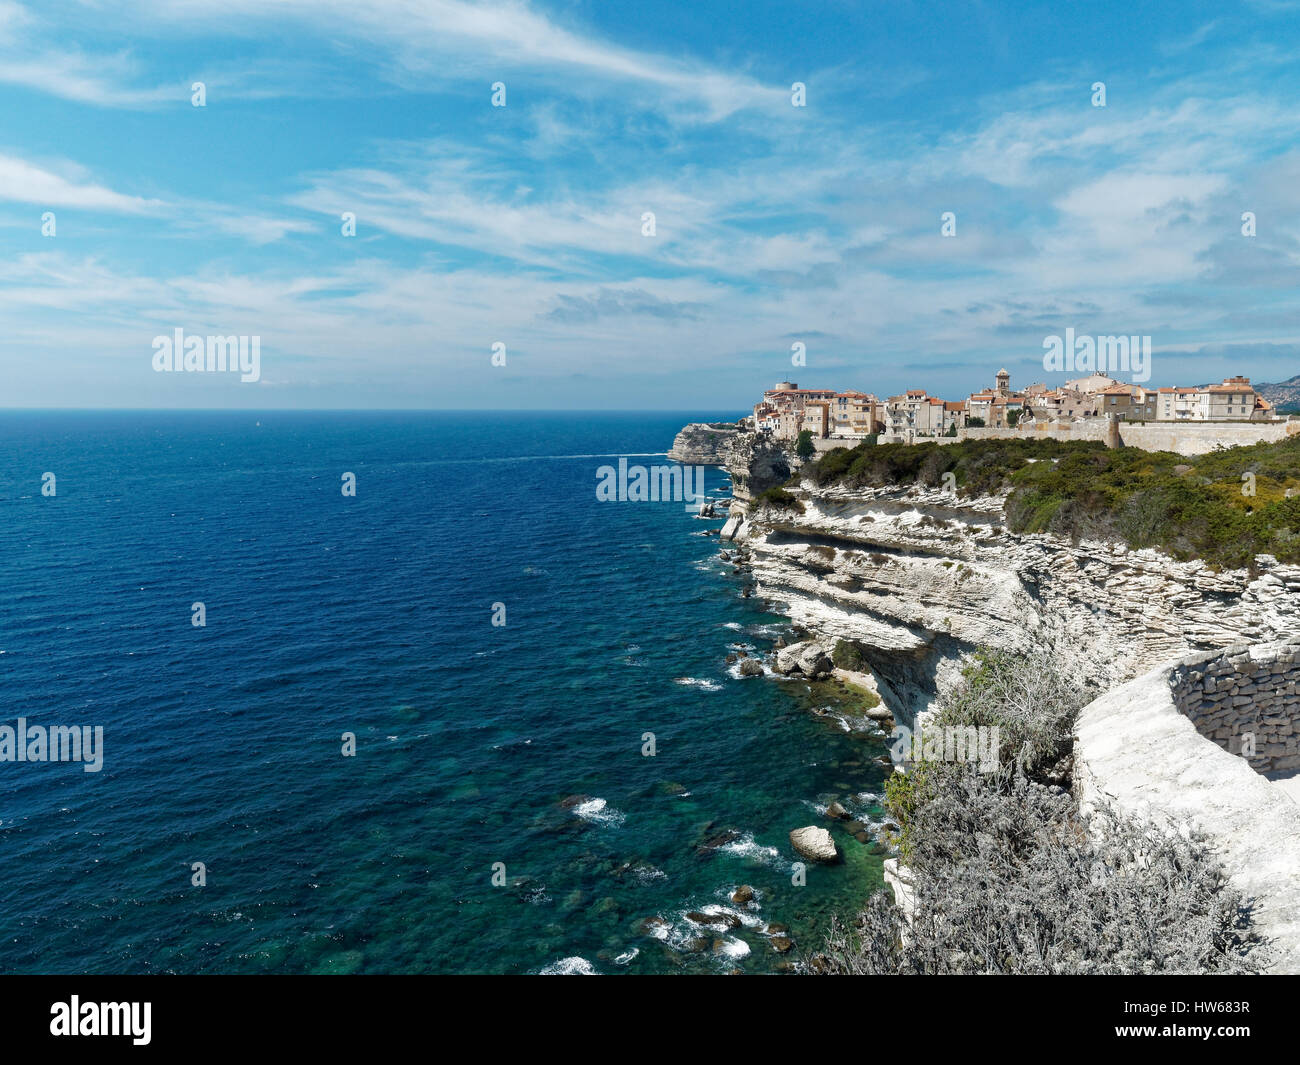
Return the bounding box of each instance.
[0,153,161,212]
[131,0,785,117]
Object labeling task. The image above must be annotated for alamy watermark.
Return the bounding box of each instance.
[152,329,261,382]
[0,718,103,772]
[596,458,706,511]
[50,996,150,1045]
[1042,328,1150,383]
[890,723,1000,773]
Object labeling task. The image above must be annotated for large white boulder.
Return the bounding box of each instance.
[789,825,839,863]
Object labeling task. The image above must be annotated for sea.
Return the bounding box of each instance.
[0,411,889,974]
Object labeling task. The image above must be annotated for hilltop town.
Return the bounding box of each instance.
[752,371,1282,445]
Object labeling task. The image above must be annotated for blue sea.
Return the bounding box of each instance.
[0,411,888,974]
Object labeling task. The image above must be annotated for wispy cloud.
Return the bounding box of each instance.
[129,0,786,118]
[0,153,161,211]
[5,3,1300,407]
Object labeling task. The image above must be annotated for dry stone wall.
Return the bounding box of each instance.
[1168,644,1300,774]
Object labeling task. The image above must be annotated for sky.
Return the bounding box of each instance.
[3,0,1300,409]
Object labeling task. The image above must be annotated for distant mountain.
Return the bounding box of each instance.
[1257,375,1300,411]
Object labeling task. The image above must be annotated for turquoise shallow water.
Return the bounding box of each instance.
[0,411,888,974]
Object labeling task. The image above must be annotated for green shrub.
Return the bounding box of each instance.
[814,648,1265,974]
[803,435,1300,568]
[754,486,804,513]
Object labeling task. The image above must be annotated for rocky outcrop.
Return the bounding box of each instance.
[773,639,835,678]
[790,826,839,863]
[717,430,1300,967]
[667,422,743,464]
[721,432,794,503]
[882,859,915,923]
[722,475,1300,725]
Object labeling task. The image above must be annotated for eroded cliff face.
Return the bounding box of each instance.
[720,432,795,502]
[721,451,1300,723]
[666,422,744,465]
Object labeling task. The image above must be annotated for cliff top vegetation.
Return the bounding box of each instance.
[804,436,1300,568]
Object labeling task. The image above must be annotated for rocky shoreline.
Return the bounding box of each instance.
[695,425,1300,944]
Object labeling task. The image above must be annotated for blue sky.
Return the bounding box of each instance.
[3,0,1300,409]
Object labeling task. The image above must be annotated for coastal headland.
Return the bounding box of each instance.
[685,419,1300,971]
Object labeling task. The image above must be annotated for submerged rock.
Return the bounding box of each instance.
[696,828,742,856]
[687,910,742,930]
[637,916,669,937]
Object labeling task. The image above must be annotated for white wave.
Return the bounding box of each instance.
[721,622,744,631]
[718,832,782,865]
[644,920,671,942]
[573,797,626,826]
[613,948,639,966]
[696,902,762,930]
[673,676,723,692]
[722,886,763,912]
[540,956,598,975]
[411,452,670,467]
[717,937,751,959]
[725,660,773,680]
